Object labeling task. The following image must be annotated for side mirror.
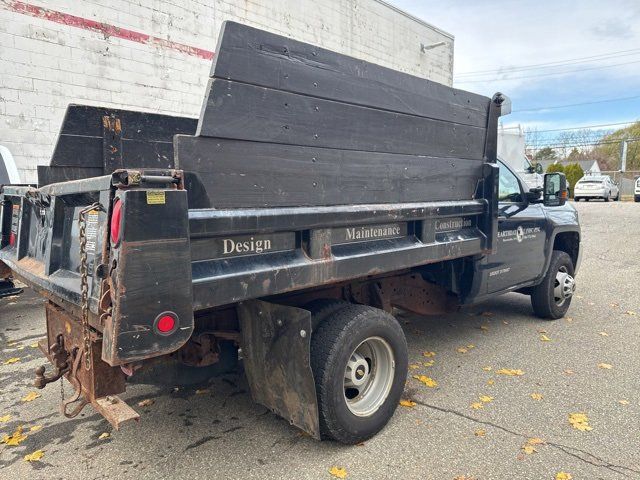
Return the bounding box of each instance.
[543,172,567,207]
[535,163,544,174]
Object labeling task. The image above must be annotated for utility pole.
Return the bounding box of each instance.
[620,140,628,172]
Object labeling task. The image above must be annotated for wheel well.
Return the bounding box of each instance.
[553,232,579,268]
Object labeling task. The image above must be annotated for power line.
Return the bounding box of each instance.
[521,121,638,134]
[455,59,640,83]
[513,95,640,113]
[527,138,640,150]
[456,48,640,76]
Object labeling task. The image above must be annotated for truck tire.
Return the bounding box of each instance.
[310,304,408,444]
[305,298,351,329]
[530,250,575,320]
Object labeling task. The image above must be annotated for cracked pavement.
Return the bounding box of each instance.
[1,201,639,479]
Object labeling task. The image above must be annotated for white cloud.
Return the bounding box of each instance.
[389,0,640,96]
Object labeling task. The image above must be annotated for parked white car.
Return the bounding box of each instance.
[635,177,640,202]
[574,175,619,202]
[0,145,21,184]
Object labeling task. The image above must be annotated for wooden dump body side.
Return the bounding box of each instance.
[38,105,197,187]
[176,21,497,210]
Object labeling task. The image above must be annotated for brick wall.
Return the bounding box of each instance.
[0,0,454,183]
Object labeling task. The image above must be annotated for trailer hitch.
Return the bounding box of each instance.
[33,336,90,418]
[34,334,70,389]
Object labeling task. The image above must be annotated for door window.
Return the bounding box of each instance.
[498,161,523,203]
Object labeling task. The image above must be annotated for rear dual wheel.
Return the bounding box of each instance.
[309,301,408,444]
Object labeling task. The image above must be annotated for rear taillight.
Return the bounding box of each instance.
[154,312,178,335]
[110,198,122,245]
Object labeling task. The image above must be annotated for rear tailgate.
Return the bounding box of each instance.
[0,170,194,365]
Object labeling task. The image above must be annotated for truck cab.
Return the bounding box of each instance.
[464,159,580,319]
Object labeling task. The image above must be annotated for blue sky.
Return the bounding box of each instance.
[389,0,640,144]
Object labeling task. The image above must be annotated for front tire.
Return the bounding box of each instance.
[531,250,576,320]
[310,304,408,444]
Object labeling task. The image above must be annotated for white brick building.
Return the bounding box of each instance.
[0,0,454,183]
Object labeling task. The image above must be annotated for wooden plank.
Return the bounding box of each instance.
[196,80,486,159]
[57,105,197,140]
[176,135,483,208]
[37,165,103,186]
[210,21,489,128]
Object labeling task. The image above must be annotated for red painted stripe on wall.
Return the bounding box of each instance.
[5,0,214,60]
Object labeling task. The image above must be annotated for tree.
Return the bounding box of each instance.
[591,121,640,171]
[546,163,564,173]
[534,147,558,162]
[564,163,584,197]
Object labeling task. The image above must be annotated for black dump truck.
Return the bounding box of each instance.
[0,22,580,444]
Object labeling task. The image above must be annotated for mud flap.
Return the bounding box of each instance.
[237,300,320,440]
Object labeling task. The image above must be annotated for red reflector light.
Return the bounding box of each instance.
[110,198,122,245]
[9,232,16,246]
[155,312,177,335]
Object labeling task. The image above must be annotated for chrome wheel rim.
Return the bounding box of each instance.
[554,266,575,306]
[343,336,395,417]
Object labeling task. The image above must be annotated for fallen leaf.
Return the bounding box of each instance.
[1,426,27,446]
[30,343,39,348]
[408,363,421,370]
[29,425,42,432]
[399,400,416,407]
[23,450,44,462]
[496,368,524,376]
[482,366,492,371]
[565,317,573,322]
[625,310,636,316]
[479,325,489,332]
[568,412,592,431]
[597,363,613,370]
[521,445,537,455]
[22,392,41,402]
[0,415,10,422]
[556,473,572,480]
[474,429,486,437]
[618,400,630,405]
[195,389,209,395]
[423,360,435,367]
[137,399,154,407]
[3,357,20,365]
[487,379,495,385]
[413,375,437,388]
[479,395,493,403]
[599,331,609,337]
[540,334,551,342]
[466,344,475,349]
[470,402,484,410]
[563,369,574,375]
[457,347,469,354]
[99,432,110,439]
[329,466,347,479]
[527,438,545,445]
[422,351,436,358]
[530,393,543,401]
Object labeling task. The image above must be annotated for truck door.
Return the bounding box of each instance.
[485,160,547,293]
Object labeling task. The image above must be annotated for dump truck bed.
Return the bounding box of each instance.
[1,21,506,338]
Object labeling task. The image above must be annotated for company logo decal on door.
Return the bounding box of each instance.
[498,226,541,243]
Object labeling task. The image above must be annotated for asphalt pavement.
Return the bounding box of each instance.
[1,201,639,480]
